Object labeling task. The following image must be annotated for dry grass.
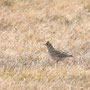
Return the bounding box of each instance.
[0,0,90,90]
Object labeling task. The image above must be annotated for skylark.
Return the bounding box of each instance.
[45,41,73,63]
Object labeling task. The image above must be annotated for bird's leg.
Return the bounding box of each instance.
[56,60,59,63]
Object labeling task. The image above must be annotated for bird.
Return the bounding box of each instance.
[45,41,73,63]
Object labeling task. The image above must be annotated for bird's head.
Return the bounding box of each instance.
[44,41,51,46]
[44,41,54,49]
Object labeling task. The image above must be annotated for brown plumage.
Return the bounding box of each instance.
[45,41,73,63]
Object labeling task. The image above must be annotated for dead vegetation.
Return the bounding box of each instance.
[0,0,90,90]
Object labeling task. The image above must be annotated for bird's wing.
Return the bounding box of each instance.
[54,50,70,58]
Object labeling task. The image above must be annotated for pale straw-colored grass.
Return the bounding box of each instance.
[0,0,90,90]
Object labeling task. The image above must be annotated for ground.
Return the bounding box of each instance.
[0,0,90,90]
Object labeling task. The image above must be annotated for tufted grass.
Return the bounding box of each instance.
[0,0,90,90]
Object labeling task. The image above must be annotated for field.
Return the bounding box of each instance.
[0,0,90,90]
